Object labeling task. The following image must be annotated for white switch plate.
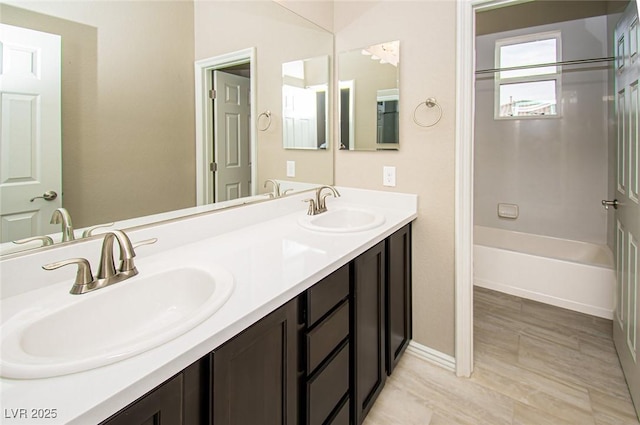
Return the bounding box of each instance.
[286,161,295,177]
[383,166,396,187]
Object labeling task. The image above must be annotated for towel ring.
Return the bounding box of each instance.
[257,110,272,131]
[413,98,442,128]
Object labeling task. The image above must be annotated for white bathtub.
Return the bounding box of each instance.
[474,225,615,319]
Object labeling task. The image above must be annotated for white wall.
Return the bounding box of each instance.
[475,16,610,244]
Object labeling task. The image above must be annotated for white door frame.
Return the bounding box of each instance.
[194,48,257,205]
[455,0,527,377]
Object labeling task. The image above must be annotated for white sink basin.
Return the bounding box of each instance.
[298,207,385,233]
[1,266,234,379]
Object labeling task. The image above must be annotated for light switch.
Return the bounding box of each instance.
[383,166,396,187]
[286,161,295,177]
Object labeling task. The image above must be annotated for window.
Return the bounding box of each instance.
[495,32,561,119]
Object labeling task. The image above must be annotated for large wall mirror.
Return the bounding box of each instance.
[338,40,400,151]
[0,1,334,256]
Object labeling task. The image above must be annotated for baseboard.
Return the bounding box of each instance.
[474,279,614,320]
[406,340,456,372]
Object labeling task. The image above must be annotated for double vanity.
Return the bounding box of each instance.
[0,187,417,424]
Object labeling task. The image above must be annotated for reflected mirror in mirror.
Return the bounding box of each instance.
[338,40,400,151]
[0,1,333,256]
[282,55,329,150]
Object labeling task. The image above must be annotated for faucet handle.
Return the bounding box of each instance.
[43,258,95,294]
[13,235,54,247]
[119,236,157,273]
[303,198,317,216]
[133,238,158,250]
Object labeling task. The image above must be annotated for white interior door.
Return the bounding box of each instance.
[614,4,640,418]
[213,71,251,202]
[282,85,317,149]
[0,24,61,243]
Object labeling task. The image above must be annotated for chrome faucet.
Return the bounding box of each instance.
[96,230,140,282]
[50,208,75,242]
[304,186,341,215]
[42,230,157,295]
[264,179,281,198]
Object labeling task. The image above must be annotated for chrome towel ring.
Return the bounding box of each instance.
[257,110,272,131]
[413,97,442,127]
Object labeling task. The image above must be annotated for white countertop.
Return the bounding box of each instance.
[0,187,417,424]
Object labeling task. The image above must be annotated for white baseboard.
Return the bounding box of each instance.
[406,340,456,372]
[474,278,613,320]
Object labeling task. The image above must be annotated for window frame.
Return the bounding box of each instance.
[493,30,562,120]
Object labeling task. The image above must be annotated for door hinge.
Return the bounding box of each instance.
[210,162,218,172]
[209,89,216,99]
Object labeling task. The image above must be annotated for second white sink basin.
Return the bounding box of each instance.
[1,266,234,379]
[298,207,385,233]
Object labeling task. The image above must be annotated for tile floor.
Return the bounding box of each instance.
[363,287,639,425]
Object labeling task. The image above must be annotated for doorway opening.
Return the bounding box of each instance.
[455,0,628,377]
[195,48,256,206]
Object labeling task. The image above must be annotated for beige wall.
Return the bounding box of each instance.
[2,1,196,228]
[334,1,457,356]
[194,1,334,190]
[276,0,334,32]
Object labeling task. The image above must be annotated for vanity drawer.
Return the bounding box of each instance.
[306,300,349,373]
[307,342,349,425]
[306,264,350,326]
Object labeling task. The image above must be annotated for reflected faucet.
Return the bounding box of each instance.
[264,179,281,198]
[50,208,75,242]
[13,235,54,247]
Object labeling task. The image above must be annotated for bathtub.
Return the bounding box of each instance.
[474,225,615,319]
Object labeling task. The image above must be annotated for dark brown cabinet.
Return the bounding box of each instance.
[212,297,300,425]
[100,357,209,425]
[385,224,412,375]
[352,240,387,425]
[100,224,412,425]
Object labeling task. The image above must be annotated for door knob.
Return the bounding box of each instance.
[30,190,58,202]
[602,199,619,210]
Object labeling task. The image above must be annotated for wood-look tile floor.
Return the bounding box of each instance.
[363,287,639,425]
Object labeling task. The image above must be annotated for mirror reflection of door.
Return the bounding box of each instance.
[0,24,62,243]
[281,55,329,150]
[212,69,251,203]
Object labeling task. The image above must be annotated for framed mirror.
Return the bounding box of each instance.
[282,55,329,150]
[338,40,400,151]
[0,1,334,256]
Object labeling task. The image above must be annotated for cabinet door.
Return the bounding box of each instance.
[100,373,184,425]
[352,240,386,425]
[212,297,300,425]
[386,224,412,374]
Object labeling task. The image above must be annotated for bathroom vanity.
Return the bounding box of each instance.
[100,224,410,425]
[0,188,416,425]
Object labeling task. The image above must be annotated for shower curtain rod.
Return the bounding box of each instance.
[475,56,614,75]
